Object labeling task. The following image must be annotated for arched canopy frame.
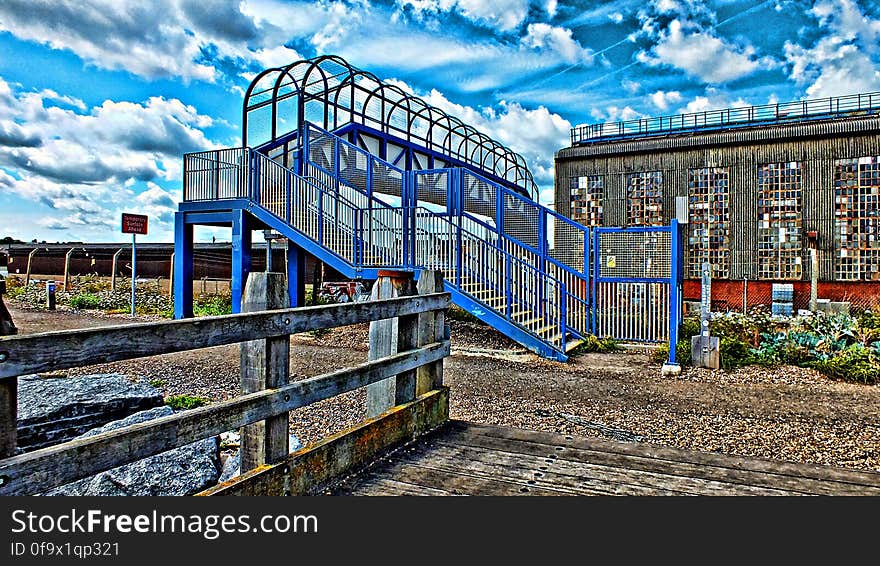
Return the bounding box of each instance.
[243,55,538,198]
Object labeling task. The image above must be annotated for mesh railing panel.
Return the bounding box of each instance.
[503,192,540,249]
[597,230,671,279]
[415,171,449,209]
[462,171,496,221]
[183,148,249,201]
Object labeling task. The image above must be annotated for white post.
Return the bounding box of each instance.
[111,248,123,291]
[131,233,136,316]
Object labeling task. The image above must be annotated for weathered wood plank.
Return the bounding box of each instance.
[330,442,670,496]
[0,293,450,379]
[404,441,794,496]
[395,311,418,406]
[201,387,450,496]
[367,273,416,417]
[444,421,880,494]
[333,477,458,497]
[0,377,15,458]
[0,341,449,496]
[416,270,445,395]
[344,461,573,496]
[240,272,290,471]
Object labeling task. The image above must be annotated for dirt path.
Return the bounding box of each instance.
[6,303,880,472]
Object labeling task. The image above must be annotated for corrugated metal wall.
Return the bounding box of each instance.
[554,117,880,282]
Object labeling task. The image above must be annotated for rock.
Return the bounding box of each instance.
[660,363,682,377]
[17,373,164,451]
[218,433,303,484]
[45,406,221,496]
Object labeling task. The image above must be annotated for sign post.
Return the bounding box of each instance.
[122,213,148,316]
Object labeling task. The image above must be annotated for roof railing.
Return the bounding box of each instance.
[571,91,880,145]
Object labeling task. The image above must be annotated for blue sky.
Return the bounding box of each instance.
[1,0,879,243]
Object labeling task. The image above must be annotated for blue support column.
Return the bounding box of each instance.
[173,211,194,319]
[666,219,682,369]
[286,243,306,308]
[231,209,252,314]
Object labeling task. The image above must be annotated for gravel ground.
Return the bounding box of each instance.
[7,302,880,473]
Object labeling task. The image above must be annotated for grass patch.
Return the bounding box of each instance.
[569,334,623,355]
[165,394,209,410]
[68,293,101,310]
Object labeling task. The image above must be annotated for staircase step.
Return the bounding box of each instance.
[565,338,586,352]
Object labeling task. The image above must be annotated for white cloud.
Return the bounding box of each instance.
[0,76,219,241]
[521,24,595,65]
[590,105,645,123]
[396,0,531,32]
[783,0,880,98]
[0,0,302,83]
[637,19,771,84]
[679,88,751,114]
[649,90,682,111]
[609,12,624,24]
[406,85,570,196]
[621,79,641,95]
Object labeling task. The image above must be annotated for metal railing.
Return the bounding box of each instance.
[181,123,680,350]
[183,142,568,352]
[572,91,880,145]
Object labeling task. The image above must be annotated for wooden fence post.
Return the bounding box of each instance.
[240,272,290,471]
[0,278,16,458]
[367,271,416,418]
[63,248,75,292]
[416,270,446,395]
[0,376,15,459]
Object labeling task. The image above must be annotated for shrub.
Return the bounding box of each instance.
[68,293,101,310]
[193,291,232,317]
[570,334,623,355]
[810,344,880,385]
[719,336,754,370]
[650,339,691,365]
[165,394,209,410]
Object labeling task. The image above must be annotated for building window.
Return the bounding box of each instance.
[626,171,664,226]
[757,161,802,280]
[687,167,730,279]
[568,175,603,226]
[834,156,880,281]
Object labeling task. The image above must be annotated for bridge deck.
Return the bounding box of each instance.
[328,420,880,496]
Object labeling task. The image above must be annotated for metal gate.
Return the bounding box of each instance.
[592,221,682,345]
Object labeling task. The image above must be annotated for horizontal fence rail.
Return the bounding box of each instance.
[0,292,451,495]
[0,294,449,379]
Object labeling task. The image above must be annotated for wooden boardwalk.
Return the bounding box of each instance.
[329,420,880,496]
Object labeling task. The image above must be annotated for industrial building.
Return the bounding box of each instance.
[555,92,880,310]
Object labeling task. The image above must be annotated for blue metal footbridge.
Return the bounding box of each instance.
[174,56,682,362]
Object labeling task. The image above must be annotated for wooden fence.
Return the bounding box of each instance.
[0,270,450,496]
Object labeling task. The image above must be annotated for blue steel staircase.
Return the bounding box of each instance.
[182,123,595,361]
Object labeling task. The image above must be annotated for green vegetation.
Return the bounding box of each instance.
[68,293,102,310]
[149,378,166,388]
[569,334,623,355]
[654,307,880,384]
[165,394,209,410]
[7,275,234,317]
[192,291,232,317]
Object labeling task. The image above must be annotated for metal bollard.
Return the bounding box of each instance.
[46,280,56,310]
